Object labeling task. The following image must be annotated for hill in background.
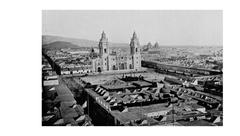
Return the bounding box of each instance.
[43,41,81,49]
[42,35,129,49]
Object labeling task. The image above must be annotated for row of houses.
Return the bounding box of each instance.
[43,50,94,76]
[42,54,93,126]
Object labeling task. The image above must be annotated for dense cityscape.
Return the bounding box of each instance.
[42,31,223,126]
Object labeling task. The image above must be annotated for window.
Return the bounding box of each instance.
[136,48,138,52]
[104,48,107,53]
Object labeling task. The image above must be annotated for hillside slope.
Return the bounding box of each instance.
[43,41,81,49]
[42,35,129,49]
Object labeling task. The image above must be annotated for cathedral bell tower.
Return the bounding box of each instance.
[98,31,109,71]
[99,31,109,57]
[130,31,141,70]
[130,31,140,55]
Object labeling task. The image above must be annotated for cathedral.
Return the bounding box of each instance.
[91,31,141,72]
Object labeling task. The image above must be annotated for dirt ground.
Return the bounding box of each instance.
[80,69,175,85]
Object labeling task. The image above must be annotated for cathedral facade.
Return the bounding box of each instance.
[91,31,141,72]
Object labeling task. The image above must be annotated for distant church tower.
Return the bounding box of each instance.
[130,32,141,70]
[98,31,109,71]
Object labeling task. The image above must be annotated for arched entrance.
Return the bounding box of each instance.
[97,67,102,73]
[113,65,116,70]
[129,64,133,69]
[119,63,124,70]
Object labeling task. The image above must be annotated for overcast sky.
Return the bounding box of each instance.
[42,10,222,46]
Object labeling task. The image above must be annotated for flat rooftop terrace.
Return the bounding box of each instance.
[110,103,171,125]
[127,103,171,114]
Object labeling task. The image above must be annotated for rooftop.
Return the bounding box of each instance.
[178,120,215,126]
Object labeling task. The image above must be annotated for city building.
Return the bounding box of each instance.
[91,31,141,72]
